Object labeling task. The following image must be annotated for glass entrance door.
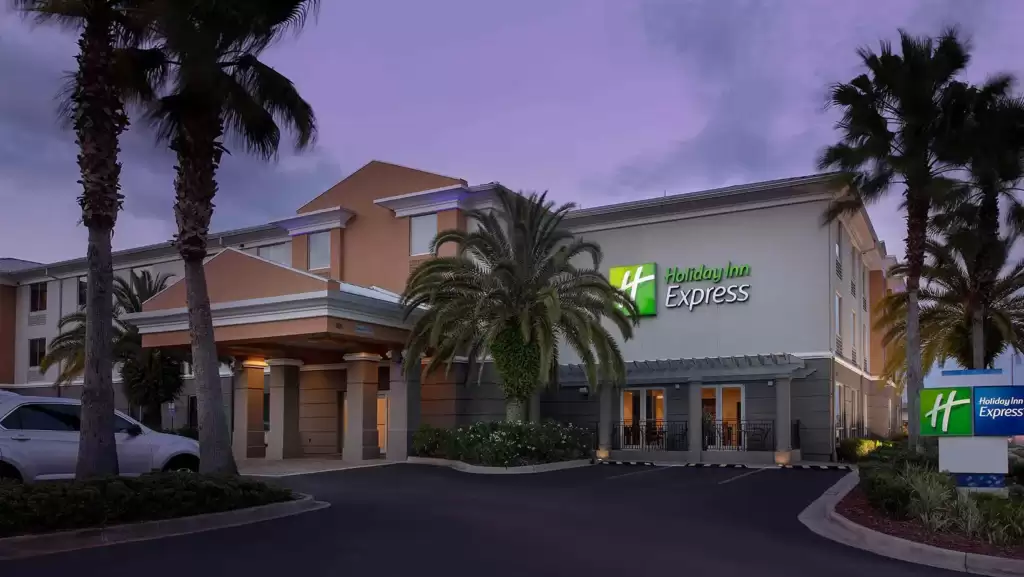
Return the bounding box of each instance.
[701,385,744,449]
[621,388,665,449]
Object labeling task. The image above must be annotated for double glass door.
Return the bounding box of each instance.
[701,385,744,449]
[621,389,665,449]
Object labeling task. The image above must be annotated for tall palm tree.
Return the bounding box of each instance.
[933,80,1024,368]
[876,232,1024,381]
[124,0,318,474]
[40,271,184,429]
[10,0,152,478]
[818,28,970,448]
[401,188,639,420]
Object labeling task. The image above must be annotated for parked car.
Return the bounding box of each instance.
[0,391,199,483]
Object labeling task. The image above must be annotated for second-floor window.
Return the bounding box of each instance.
[29,282,46,313]
[28,338,46,369]
[257,243,291,267]
[410,213,438,256]
[308,232,330,270]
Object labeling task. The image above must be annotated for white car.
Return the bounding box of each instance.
[0,391,200,483]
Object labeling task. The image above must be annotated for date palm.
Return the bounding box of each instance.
[10,0,152,478]
[933,80,1024,369]
[126,0,318,474]
[40,271,184,429]
[402,188,639,421]
[877,232,1024,380]
[818,28,970,448]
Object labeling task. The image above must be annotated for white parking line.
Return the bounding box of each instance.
[605,467,670,480]
[718,467,772,485]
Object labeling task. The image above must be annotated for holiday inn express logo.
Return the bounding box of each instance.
[920,387,974,436]
[609,263,657,317]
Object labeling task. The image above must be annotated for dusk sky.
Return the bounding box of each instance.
[1,0,1022,264]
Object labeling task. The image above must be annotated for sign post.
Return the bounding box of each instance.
[923,370,1016,493]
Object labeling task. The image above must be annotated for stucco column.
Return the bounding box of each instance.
[343,353,381,461]
[597,385,613,459]
[688,380,702,455]
[266,359,302,460]
[775,376,792,456]
[232,360,266,460]
[387,351,420,460]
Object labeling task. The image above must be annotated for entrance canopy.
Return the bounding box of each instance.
[557,353,816,386]
[124,248,411,364]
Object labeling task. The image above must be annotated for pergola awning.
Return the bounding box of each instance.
[556,353,816,386]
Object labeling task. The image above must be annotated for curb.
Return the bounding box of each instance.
[799,471,1024,576]
[0,493,330,560]
[781,464,853,471]
[405,457,593,475]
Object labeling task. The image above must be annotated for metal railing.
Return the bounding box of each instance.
[836,334,843,355]
[702,420,774,451]
[835,258,843,279]
[612,421,688,451]
[851,279,857,297]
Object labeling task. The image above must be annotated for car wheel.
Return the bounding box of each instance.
[162,455,199,473]
[0,462,22,484]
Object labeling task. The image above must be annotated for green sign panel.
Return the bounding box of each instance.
[609,263,657,317]
[921,387,974,436]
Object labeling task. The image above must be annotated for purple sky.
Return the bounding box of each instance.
[1,0,1023,264]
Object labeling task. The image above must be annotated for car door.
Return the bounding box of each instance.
[113,414,154,475]
[0,403,80,480]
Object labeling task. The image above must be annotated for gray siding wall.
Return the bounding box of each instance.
[792,358,833,461]
[743,381,774,422]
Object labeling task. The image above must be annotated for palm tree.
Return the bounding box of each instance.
[933,80,1024,368]
[818,28,970,448]
[40,271,184,429]
[876,232,1024,381]
[401,188,639,420]
[124,0,318,474]
[9,0,152,478]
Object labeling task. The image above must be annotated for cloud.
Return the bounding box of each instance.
[0,13,343,262]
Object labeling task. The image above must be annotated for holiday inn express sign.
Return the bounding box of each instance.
[608,261,752,316]
[921,386,1024,437]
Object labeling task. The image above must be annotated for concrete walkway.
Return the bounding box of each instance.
[238,457,395,477]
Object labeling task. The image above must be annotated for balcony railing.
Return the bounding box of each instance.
[836,334,843,355]
[852,348,858,365]
[702,420,774,451]
[835,258,843,279]
[851,279,857,297]
[612,421,688,451]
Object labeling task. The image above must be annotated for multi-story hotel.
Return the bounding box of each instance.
[0,161,904,464]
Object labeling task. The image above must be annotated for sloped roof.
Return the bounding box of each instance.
[297,160,467,215]
[557,353,816,386]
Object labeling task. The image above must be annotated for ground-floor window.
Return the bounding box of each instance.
[618,388,666,449]
[701,385,748,450]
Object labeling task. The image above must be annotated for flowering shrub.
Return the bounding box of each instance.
[412,420,593,467]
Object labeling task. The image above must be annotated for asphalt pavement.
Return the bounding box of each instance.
[0,463,959,577]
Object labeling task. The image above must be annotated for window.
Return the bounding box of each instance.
[409,213,438,256]
[862,323,868,370]
[28,338,46,368]
[1,403,79,431]
[835,224,842,259]
[257,243,291,266]
[113,414,136,433]
[307,232,330,270]
[834,294,842,336]
[29,282,47,313]
[77,277,87,307]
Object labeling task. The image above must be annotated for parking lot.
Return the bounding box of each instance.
[0,463,959,577]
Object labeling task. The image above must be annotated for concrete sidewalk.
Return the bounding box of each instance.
[239,457,396,477]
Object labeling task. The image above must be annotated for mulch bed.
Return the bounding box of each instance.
[836,487,1024,560]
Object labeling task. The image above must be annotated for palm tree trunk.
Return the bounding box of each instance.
[73,8,128,479]
[506,398,526,421]
[971,307,985,370]
[172,118,236,475]
[184,257,236,474]
[973,187,1000,370]
[904,199,929,452]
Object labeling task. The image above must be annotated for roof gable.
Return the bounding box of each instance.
[143,248,336,312]
[297,160,466,214]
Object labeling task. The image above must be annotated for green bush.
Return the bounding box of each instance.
[0,473,293,538]
[862,442,938,469]
[903,465,955,532]
[412,420,593,467]
[837,438,886,462]
[859,464,914,518]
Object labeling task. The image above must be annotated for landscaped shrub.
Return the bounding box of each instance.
[861,442,938,469]
[0,472,294,537]
[902,465,954,531]
[412,420,593,467]
[859,463,914,518]
[837,438,886,462]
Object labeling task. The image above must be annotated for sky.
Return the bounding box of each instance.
[1,0,1023,264]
